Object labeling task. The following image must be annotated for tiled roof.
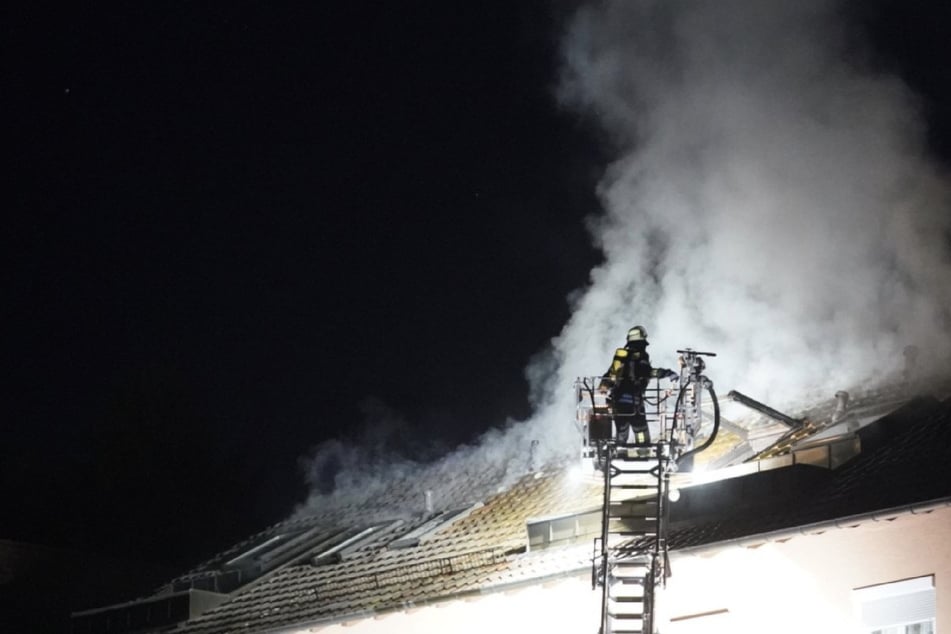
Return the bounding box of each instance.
[84,385,951,634]
[750,382,915,459]
[697,381,917,466]
[665,395,951,551]
[175,470,602,633]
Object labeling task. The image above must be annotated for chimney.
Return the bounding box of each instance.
[832,390,849,423]
[424,490,434,515]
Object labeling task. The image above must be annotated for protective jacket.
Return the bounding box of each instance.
[600,342,672,445]
[601,343,671,391]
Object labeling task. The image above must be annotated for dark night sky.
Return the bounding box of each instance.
[3,2,950,568]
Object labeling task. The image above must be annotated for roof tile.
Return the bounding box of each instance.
[121,391,951,634]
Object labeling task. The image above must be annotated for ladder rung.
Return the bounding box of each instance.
[608,575,647,588]
[609,611,644,617]
[608,511,657,521]
[608,506,657,514]
[608,517,658,524]
[610,569,648,576]
[609,467,659,475]
[612,454,656,461]
[611,565,648,573]
[613,451,656,458]
[615,553,652,559]
[609,465,658,472]
[610,572,648,581]
[611,463,657,476]
[615,550,652,558]
[609,523,657,533]
[611,498,658,505]
[609,609,644,616]
[609,617,644,627]
[610,574,648,582]
[608,509,657,518]
[609,474,659,481]
[610,596,644,604]
[610,576,648,585]
[611,467,656,475]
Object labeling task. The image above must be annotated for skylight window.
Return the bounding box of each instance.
[312,520,402,564]
[313,525,379,563]
[224,533,297,568]
[389,506,478,549]
[223,525,346,571]
[171,521,404,593]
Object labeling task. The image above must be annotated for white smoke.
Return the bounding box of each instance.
[540,0,951,414]
[297,0,951,516]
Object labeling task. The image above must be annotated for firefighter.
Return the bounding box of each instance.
[599,326,677,445]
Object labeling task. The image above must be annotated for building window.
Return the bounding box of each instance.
[869,624,933,634]
[854,576,935,634]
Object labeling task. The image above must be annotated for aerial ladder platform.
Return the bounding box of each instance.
[576,349,720,634]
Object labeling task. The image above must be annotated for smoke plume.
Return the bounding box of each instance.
[297,0,951,515]
[542,0,951,415]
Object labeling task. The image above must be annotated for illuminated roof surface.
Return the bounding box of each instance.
[80,384,951,633]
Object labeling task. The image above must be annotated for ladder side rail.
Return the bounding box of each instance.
[644,378,664,446]
[599,441,615,634]
[648,443,667,634]
[657,379,669,446]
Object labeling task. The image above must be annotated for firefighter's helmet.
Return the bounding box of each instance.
[627,325,648,343]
